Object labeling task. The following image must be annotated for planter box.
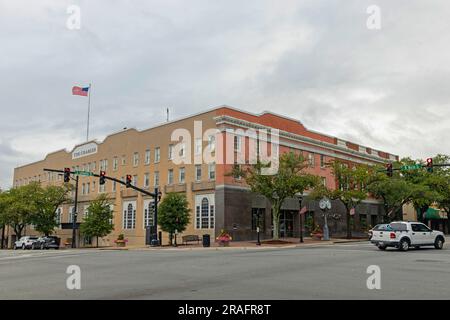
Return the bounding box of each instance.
[115,241,126,247]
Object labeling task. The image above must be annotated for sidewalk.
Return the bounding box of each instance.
[98,237,369,251]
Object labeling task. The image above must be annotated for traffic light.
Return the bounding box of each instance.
[99,171,106,185]
[126,174,132,188]
[64,168,71,183]
[426,158,433,173]
[386,163,393,177]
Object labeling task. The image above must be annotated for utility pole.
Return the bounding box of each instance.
[72,175,79,248]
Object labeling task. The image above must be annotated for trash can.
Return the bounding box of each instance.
[202,234,210,247]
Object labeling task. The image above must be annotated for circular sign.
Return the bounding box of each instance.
[319,197,331,210]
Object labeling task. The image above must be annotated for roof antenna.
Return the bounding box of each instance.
[166,108,169,122]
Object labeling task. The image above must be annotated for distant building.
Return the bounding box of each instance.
[11,106,398,246]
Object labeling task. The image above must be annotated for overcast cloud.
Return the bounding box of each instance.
[1,0,449,189]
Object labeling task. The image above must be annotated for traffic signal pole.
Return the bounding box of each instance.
[44,168,162,246]
[72,175,79,248]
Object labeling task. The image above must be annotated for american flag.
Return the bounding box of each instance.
[350,207,356,216]
[72,86,89,96]
[299,206,307,215]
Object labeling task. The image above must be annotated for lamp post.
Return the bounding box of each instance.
[297,195,304,243]
[151,188,162,246]
[71,175,79,248]
[256,209,261,246]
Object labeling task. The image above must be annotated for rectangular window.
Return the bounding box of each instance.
[145,149,151,165]
[91,162,96,172]
[86,183,90,194]
[179,167,185,183]
[168,169,174,185]
[144,173,150,188]
[132,175,138,186]
[112,181,117,192]
[113,157,118,171]
[208,135,216,152]
[234,135,241,152]
[195,165,202,181]
[133,152,139,167]
[322,177,327,187]
[208,163,216,180]
[195,138,202,155]
[168,144,174,160]
[320,155,325,168]
[99,183,106,193]
[81,183,86,195]
[154,171,160,187]
[121,155,126,165]
[155,147,160,163]
[308,153,315,167]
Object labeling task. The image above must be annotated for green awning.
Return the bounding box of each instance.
[425,207,443,220]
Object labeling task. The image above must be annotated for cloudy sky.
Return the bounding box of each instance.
[1,0,450,189]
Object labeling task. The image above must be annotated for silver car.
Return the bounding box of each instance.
[13,236,39,250]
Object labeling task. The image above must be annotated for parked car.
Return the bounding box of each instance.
[33,236,60,250]
[13,236,39,250]
[371,221,445,251]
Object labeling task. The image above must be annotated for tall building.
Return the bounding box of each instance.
[12,106,398,246]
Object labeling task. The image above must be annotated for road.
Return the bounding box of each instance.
[1,242,450,299]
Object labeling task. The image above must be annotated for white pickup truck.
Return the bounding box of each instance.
[371,221,445,251]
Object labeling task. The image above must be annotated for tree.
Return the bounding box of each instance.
[232,152,318,240]
[311,160,370,239]
[31,185,72,236]
[2,183,40,239]
[79,194,114,247]
[158,193,190,245]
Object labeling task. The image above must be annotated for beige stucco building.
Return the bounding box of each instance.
[11,106,398,247]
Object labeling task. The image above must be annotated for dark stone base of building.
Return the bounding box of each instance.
[215,185,386,241]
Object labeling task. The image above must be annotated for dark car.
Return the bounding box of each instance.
[33,236,61,250]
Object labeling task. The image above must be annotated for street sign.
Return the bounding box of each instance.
[400,164,422,171]
[73,170,94,176]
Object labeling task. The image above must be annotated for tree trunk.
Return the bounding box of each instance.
[346,208,352,239]
[14,225,24,240]
[97,236,99,248]
[272,205,281,240]
[169,233,173,246]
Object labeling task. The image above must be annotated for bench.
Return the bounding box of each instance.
[182,235,200,245]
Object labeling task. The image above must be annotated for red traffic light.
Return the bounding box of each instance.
[426,158,433,173]
[126,174,132,188]
[63,167,71,182]
[99,171,106,185]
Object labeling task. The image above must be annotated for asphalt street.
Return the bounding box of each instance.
[1,242,450,300]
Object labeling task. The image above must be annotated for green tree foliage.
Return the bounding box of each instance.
[310,160,370,239]
[31,185,72,236]
[232,152,318,240]
[1,182,41,239]
[79,194,114,247]
[158,193,190,245]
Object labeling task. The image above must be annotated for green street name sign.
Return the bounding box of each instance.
[400,164,422,171]
[73,171,94,176]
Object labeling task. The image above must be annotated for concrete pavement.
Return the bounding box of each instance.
[1,242,450,299]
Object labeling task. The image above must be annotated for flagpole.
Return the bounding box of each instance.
[86,83,92,141]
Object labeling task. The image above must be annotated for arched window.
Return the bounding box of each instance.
[55,208,62,226]
[144,201,155,228]
[195,195,215,229]
[123,203,136,229]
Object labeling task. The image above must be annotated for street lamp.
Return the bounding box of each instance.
[297,194,304,243]
[151,188,163,246]
[256,209,261,246]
